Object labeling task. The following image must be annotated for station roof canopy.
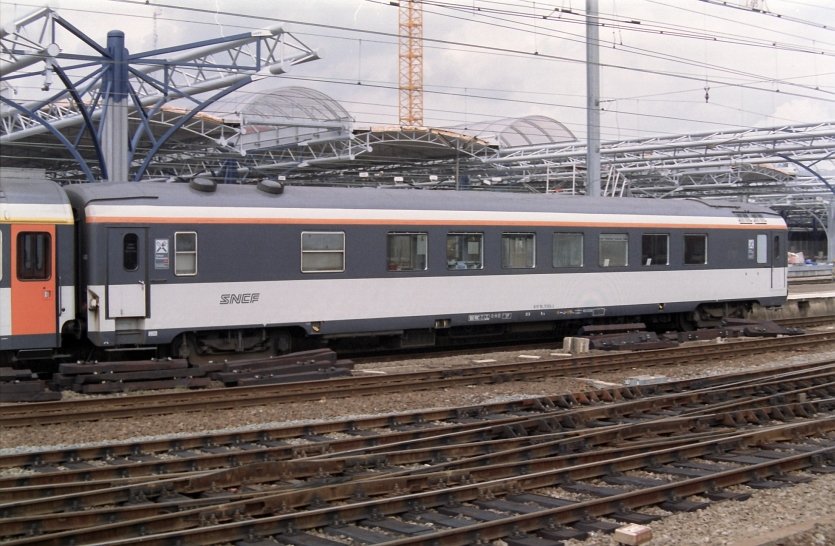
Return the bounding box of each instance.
[1,85,833,231]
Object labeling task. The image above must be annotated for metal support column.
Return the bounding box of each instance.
[828,202,835,263]
[585,0,601,197]
[101,30,129,182]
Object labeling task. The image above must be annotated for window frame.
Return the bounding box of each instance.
[683,234,708,265]
[123,233,140,272]
[756,233,768,264]
[553,232,584,268]
[301,231,346,273]
[16,231,52,281]
[387,232,428,272]
[174,231,198,277]
[641,233,669,266]
[501,232,536,269]
[598,233,629,267]
[446,232,484,270]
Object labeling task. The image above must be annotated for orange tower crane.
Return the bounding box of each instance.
[398,0,424,127]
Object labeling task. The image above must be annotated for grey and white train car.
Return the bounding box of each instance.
[0,179,76,361]
[63,180,788,360]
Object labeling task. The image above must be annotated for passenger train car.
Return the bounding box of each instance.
[0,177,788,365]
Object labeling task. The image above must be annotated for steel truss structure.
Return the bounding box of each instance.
[1,8,834,257]
[0,7,319,182]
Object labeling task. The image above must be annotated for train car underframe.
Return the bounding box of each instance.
[0,297,758,369]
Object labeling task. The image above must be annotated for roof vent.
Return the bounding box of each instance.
[257,179,284,195]
[190,177,217,193]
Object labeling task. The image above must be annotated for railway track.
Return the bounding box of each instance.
[3,330,835,428]
[1,357,830,481]
[1,360,833,544]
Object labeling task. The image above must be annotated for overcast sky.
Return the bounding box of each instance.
[2,0,834,142]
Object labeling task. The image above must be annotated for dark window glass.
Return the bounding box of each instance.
[17,232,51,280]
[641,234,669,266]
[684,234,707,265]
[123,233,139,271]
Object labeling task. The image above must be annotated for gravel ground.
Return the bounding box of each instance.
[2,336,835,546]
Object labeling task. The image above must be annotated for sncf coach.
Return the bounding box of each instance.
[0,178,788,365]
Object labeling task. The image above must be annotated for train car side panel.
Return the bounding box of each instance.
[11,224,57,336]
[65,182,789,356]
[0,180,75,359]
[0,224,8,340]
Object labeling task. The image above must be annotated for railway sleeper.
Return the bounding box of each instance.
[3,432,832,543]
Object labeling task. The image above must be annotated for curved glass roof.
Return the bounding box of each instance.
[206,86,353,126]
[451,115,576,149]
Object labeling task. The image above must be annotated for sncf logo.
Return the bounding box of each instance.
[220,293,261,304]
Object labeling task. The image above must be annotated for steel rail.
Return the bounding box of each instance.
[4,374,829,493]
[2,359,833,481]
[2,356,833,475]
[8,418,830,546]
[3,331,835,428]
[2,388,832,536]
[0,410,809,538]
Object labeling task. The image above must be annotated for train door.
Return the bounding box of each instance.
[106,228,149,318]
[10,225,58,342]
[756,232,786,290]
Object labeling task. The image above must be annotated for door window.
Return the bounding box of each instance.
[123,233,139,271]
[17,232,51,280]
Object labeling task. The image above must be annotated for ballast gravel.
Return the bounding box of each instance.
[2,336,835,546]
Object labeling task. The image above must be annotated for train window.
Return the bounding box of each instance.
[123,233,139,271]
[553,233,583,268]
[16,232,51,280]
[501,233,535,269]
[599,233,628,267]
[301,231,345,273]
[641,234,669,266]
[684,234,707,265]
[447,232,483,270]
[773,235,780,263]
[756,234,768,264]
[174,232,198,276]
[387,232,427,271]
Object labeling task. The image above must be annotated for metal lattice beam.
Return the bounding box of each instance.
[0,7,319,181]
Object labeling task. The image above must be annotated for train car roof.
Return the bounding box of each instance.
[63,180,781,220]
[0,179,73,224]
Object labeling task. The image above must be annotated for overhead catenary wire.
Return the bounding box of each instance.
[1,0,832,140]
